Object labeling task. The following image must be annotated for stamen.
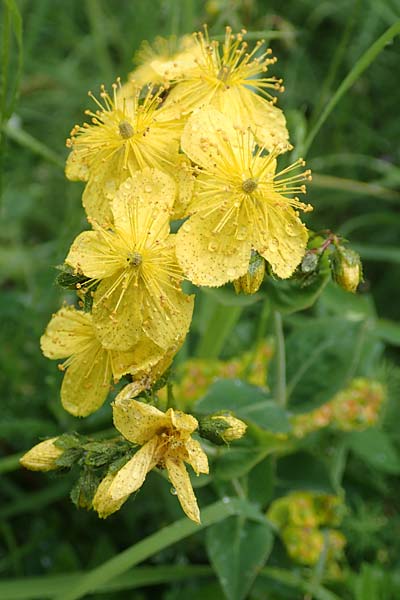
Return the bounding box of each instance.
[127,251,142,266]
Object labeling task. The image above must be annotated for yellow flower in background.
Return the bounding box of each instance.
[106,397,209,523]
[119,35,200,92]
[20,438,63,471]
[41,306,172,417]
[163,26,289,150]
[176,107,312,286]
[66,168,194,352]
[65,82,185,225]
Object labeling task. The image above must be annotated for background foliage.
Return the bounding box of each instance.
[1,0,400,598]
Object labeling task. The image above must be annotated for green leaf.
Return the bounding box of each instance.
[375,318,400,346]
[206,516,273,600]
[263,269,330,315]
[277,452,335,494]
[348,429,400,474]
[196,379,291,433]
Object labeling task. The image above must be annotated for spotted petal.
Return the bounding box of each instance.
[109,437,159,501]
[66,230,127,279]
[113,398,167,445]
[165,457,201,523]
[40,306,95,360]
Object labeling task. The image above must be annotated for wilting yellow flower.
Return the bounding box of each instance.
[20,438,63,471]
[175,107,312,286]
[93,471,131,519]
[120,35,200,91]
[163,26,289,150]
[66,168,194,352]
[105,397,208,523]
[65,82,185,225]
[41,305,173,417]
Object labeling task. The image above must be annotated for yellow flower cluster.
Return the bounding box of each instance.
[267,491,346,572]
[22,27,313,523]
[291,378,386,438]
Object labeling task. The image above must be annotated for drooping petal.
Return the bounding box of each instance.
[66,230,127,279]
[113,397,167,445]
[109,437,159,501]
[92,271,144,351]
[111,169,176,246]
[40,306,95,360]
[110,335,165,381]
[175,210,252,287]
[168,409,198,436]
[171,156,195,220]
[61,342,112,417]
[165,457,201,523]
[184,438,209,475]
[253,201,308,279]
[92,472,130,518]
[181,106,238,170]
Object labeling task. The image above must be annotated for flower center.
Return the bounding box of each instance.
[119,120,134,139]
[217,65,231,83]
[242,178,258,194]
[127,251,142,266]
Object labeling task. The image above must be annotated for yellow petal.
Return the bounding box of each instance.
[66,230,127,279]
[110,335,165,380]
[61,342,112,417]
[20,438,63,472]
[92,271,144,351]
[92,472,130,519]
[254,202,308,278]
[109,437,159,501]
[165,457,201,523]
[215,87,289,151]
[112,169,176,246]
[175,211,251,287]
[171,157,195,220]
[113,397,167,444]
[65,150,89,182]
[168,408,198,436]
[142,286,194,350]
[40,306,95,360]
[181,106,238,169]
[82,175,116,227]
[184,438,209,475]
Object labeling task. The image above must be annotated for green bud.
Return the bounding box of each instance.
[233,251,265,295]
[198,412,247,445]
[331,246,362,293]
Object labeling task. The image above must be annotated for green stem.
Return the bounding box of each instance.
[301,20,400,157]
[2,120,65,168]
[0,451,23,474]
[273,311,286,408]
[54,497,260,600]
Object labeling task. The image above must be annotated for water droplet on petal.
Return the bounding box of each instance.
[144,185,152,193]
[208,241,218,252]
[170,486,177,496]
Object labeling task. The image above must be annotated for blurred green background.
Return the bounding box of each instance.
[1,1,400,598]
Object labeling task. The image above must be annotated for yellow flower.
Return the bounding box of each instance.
[41,305,173,417]
[92,472,131,519]
[20,437,63,471]
[66,168,194,352]
[107,397,209,523]
[163,26,289,150]
[65,82,184,225]
[120,35,200,91]
[175,107,312,286]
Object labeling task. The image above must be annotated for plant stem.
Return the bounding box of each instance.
[273,311,286,408]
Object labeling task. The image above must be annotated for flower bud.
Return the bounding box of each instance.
[331,246,362,293]
[92,472,130,519]
[198,412,247,445]
[233,251,265,295]
[20,437,63,472]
